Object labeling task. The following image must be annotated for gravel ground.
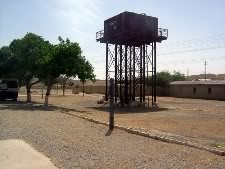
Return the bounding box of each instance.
[31,93,225,148]
[17,93,225,150]
[0,102,225,169]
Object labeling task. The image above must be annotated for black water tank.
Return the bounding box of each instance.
[104,11,158,40]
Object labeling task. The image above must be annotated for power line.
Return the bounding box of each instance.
[158,38,225,51]
[92,56,225,66]
[159,57,225,66]
[93,56,225,69]
[158,56,225,64]
[157,34,225,55]
[158,45,225,56]
[158,34,225,47]
[91,34,225,67]
[92,35,225,62]
[93,44,225,63]
[92,44,225,63]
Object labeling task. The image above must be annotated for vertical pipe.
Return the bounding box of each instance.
[154,42,157,103]
[115,44,118,103]
[132,46,136,101]
[147,63,149,107]
[129,46,132,101]
[152,43,154,106]
[140,45,143,103]
[124,45,128,104]
[105,43,109,101]
[120,44,123,106]
[109,78,114,129]
[146,45,149,107]
[143,44,146,103]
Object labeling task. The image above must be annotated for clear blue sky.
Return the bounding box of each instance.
[1,0,225,79]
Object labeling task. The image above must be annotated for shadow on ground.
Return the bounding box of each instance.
[0,101,88,113]
[88,106,169,114]
[0,100,168,114]
[105,129,113,136]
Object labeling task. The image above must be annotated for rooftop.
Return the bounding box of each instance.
[170,80,225,85]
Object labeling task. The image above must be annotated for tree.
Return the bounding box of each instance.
[9,33,50,102]
[57,75,70,96]
[148,70,186,86]
[0,46,17,78]
[156,70,172,85]
[67,79,74,87]
[39,37,95,107]
[172,71,186,81]
[78,59,96,96]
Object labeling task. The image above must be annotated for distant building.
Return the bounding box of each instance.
[191,79,211,81]
[187,74,225,81]
[217,74,225,80]
[169,81,225,100]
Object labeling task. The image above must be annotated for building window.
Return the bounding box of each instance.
[208,88,211,94]
[193,87,196,94]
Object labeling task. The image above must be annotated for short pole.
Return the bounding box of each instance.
[109,78,114,129]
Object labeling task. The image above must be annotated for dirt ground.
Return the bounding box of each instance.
[1,101,225,169]
[18,89,225,150]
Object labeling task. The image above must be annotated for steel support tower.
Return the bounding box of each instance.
[96,12,168,106]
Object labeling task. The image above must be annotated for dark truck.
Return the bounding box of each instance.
[0,78,18,101]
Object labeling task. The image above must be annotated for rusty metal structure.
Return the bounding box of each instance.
[96,11,168,106]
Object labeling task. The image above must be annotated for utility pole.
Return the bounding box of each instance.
[204,61,207,81]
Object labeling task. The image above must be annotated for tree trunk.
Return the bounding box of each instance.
[57,84,58,95]
[26,79,40,103]
[83,82,84,96]
[26,84,31,103]
[63,84,65,96]
[44,82,52,107]
[42,85,44,99]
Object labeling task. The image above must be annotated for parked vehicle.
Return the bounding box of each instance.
[0,78,18,101]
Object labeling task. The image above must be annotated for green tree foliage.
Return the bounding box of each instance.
[56,75,70,96]
[9,33,51,102]
[171,71,186,81]
[156,71,172,85]
[148,70,186,85]
[0,46,16,78]
[0,33,95,106]
[39,37,95,106]
[78,59,96,96]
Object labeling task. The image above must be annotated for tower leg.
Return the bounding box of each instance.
[143,44,146,103]
[151,43,154,106]
[132,46,136,101]
[140,45,143,103]
[125,45,128,104]
[154,42,157,103]
[129,46,132,102]
[119,45,123,106]
[105,43,109,101]
[115,44,118,103]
